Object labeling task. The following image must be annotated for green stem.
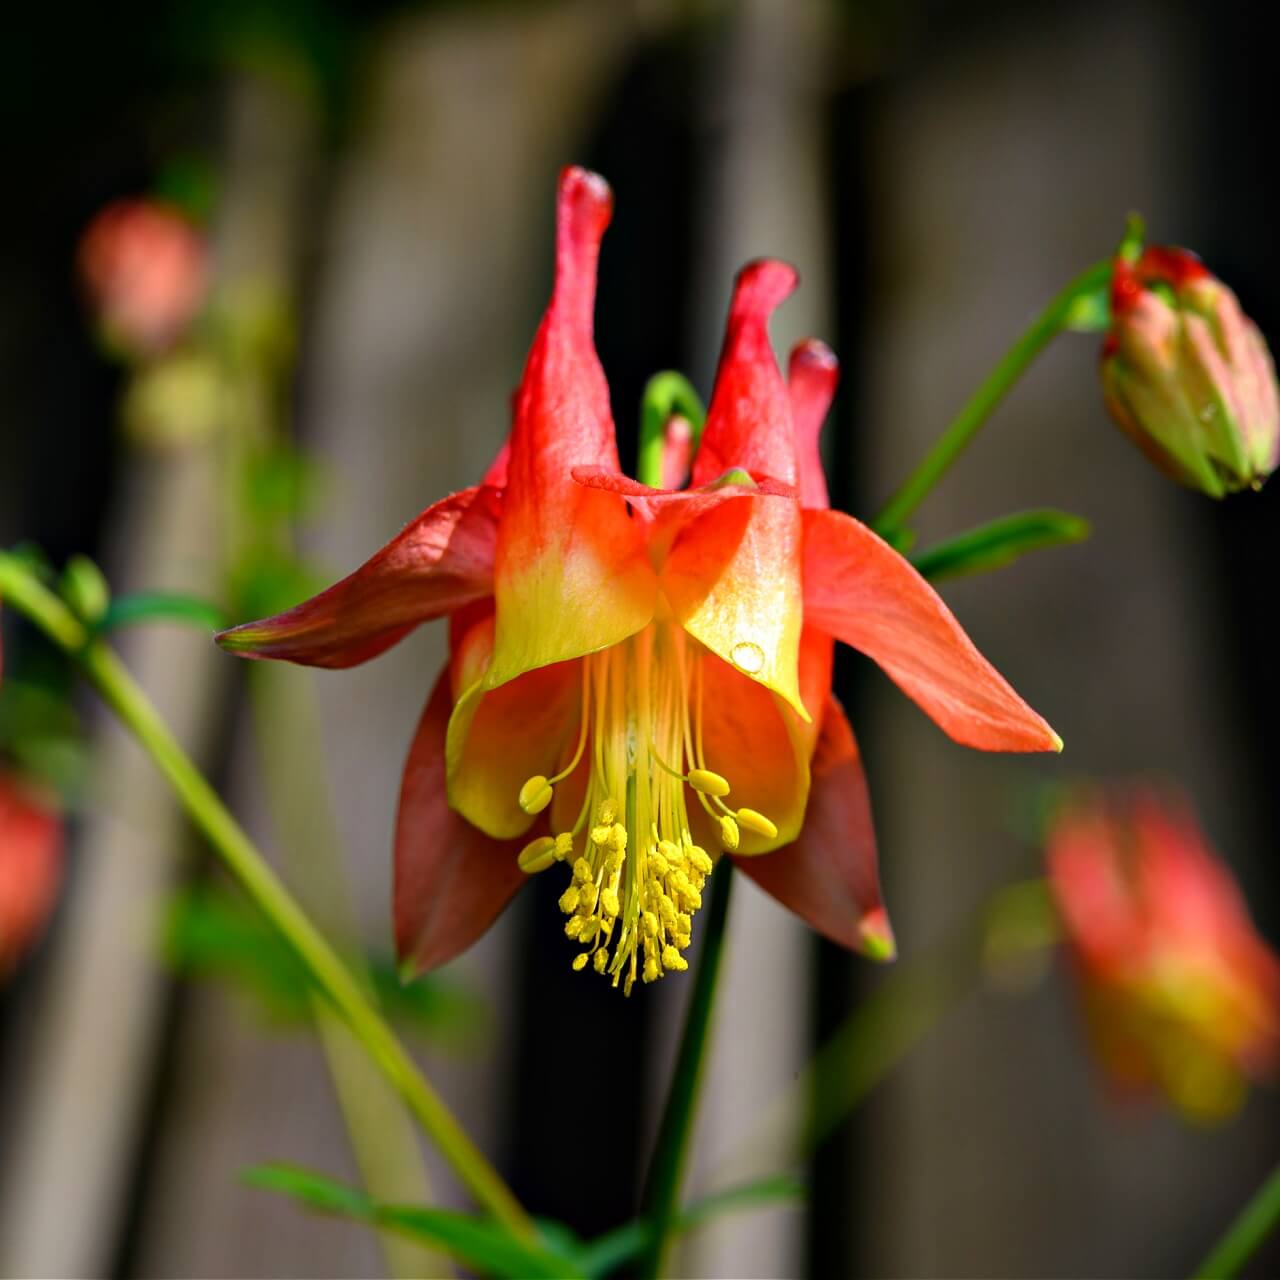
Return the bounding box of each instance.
[637,371,707,488]
[872,259,1112,538]
[1193,1160,1280,1279]
[638,859,734,1280]
[0,551,533,1244]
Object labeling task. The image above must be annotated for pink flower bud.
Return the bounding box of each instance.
[0,773,63,976]
[1101,246,1280,497]
[78,199,208,359]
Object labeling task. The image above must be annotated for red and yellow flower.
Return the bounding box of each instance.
[218,167,1059,992]
[1047,786,1280,1120]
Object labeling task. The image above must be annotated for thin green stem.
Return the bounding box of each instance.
[637,371,707,488]
[638,859,734,1280]
[1193,1160,1280,1279]
[872,259,1112,538]
[0,551,533,1244]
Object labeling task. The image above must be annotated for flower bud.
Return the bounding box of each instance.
[1100,246,1280,497]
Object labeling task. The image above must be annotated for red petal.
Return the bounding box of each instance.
[445,613,583,840]
[734,692,892,959]
[692,259,800,486]
[216,486,501,668]
[789,339,837,509]
[487,167,655,688]
[667,261,808,717]
[395,669,528,977]
[802,508,1060,752]
[661,415,694,489]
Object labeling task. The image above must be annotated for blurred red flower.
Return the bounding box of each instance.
[0,773,63,976]
[78,199,208,358]
[1047,786,1280,1120]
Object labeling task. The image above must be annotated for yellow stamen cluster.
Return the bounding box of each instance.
[514,625,775,993]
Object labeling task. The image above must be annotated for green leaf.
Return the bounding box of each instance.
[573,1174,807,1279]
[911,509,1090,583]
[163,888,484,1042]
[243,1164,582,1279]
[98,592,227,635]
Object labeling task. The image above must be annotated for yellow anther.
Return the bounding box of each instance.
[610,823,628,852]
[659,839,682,866]
[718,815,740,851]
[658,896,677,928]
[643,955,661,983]
[650,850,669,876]
[642,911,659,937]
[591,824,613,848]
[600,887,620,919]
[565,916,585,939]
[518,775,553,815]
[677,912,691,934]
[558,886,581,914]
[674,929,692,950]
[688,768,731,798]
[736,807,778,839]
[593,948,608,974]
[517,836,558,874]
[554,832,575,860]
[688,847,713,875]
[579,918,599,943]
[572,953,589,972]
[662,945,688,972]
[684,887,703,912]
[573,857,593,884]
[599,798,618,825]
[578,882,599,914]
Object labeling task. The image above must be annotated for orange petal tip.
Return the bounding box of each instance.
[858,907,897,963]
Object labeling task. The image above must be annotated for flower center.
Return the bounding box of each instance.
[515,625,776,994]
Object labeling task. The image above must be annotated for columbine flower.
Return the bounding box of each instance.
[78,198,208,358]
[1047,786,1280,1121]
[1101,245,1280,496]
[217,167,1059,992]
[0,772,63,976]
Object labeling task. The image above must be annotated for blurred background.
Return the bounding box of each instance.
[2,0,1278,1276]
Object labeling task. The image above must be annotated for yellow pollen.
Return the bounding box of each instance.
[518,836,558,874]
[736,807,778,839]
[688,768,731,797]
[511,626,772,992]
[518,775,553,815]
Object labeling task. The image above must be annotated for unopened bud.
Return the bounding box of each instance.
[1101,246,1280,497]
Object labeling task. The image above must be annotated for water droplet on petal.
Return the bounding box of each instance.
[730,641,765,674]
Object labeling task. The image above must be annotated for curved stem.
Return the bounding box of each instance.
[637,371,707,488]
[638,859,734,1279]
[872,259,1112,538]
[0,551,534,1244]
[1193,1159,1280,1279]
